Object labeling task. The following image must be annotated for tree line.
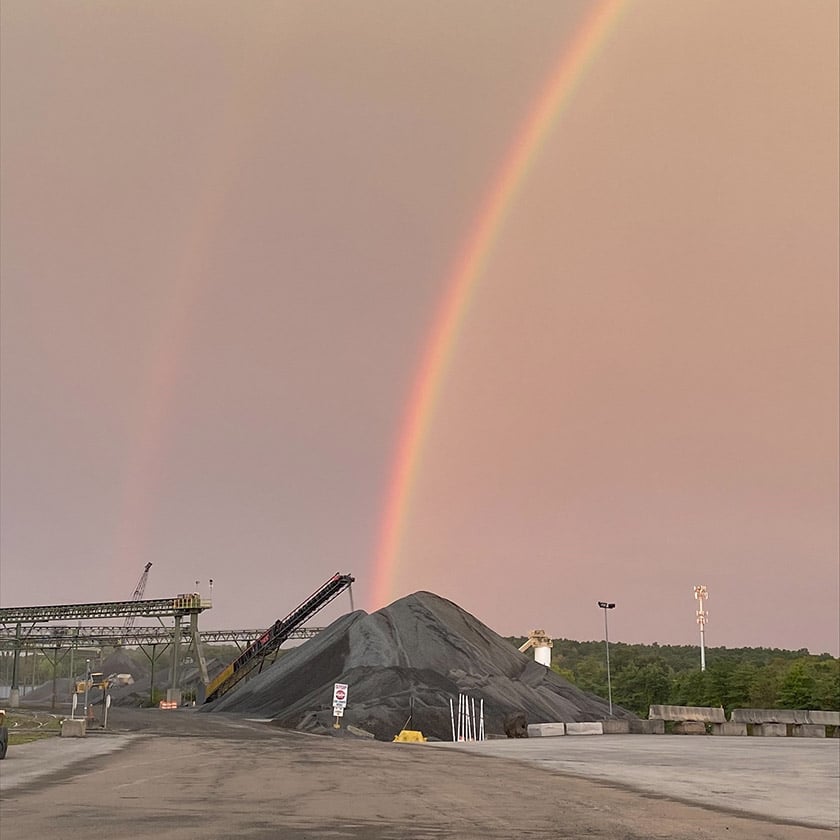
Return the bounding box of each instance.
[510,637,840,718]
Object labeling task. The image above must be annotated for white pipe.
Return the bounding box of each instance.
[464,693,470,741]
[450,697,455,741]
[461,693,467,741]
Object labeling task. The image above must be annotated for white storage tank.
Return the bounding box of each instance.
[518,630,553,666]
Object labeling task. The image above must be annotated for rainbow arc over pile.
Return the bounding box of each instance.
[372,0,626,608]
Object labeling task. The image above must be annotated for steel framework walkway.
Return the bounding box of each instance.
[0,594,209,625]
[0,594,212,699]
[0,625,322,647]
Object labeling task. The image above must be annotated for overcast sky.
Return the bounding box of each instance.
[1,0,837,655]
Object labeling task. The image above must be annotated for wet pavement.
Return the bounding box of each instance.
[434,734,840,829]
[1,708,837,838]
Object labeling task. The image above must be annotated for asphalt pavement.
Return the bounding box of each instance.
[434,734,840,830]
[1,710,838,838]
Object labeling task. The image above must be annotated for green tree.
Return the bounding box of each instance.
[612,661,672,716]
[748,664,781,708]
[671,668,715,707]
[574,657,607,697]
[778,660,818,708]
[810,659,840,709]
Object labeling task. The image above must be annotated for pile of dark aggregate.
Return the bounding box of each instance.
[20,650,150,705]
[203,591,633,741]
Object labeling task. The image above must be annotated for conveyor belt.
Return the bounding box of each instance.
[204,573,353,703]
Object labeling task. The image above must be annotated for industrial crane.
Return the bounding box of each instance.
[123,562,152,633]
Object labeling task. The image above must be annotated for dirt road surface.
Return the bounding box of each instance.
[0,708,836,839]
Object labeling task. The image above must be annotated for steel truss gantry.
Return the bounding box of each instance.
[0,595,210,625]
[0,595,212,703]
[0,626,323,647]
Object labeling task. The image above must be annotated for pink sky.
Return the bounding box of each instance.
[1,1,837,655]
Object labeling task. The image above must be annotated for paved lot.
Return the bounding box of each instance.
[435,735,840,830]
[1,709,837,839]
[0,733,137,793]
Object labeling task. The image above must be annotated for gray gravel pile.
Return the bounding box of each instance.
[204,591,632,740]
[20,650,150,706]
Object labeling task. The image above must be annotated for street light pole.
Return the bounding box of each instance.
[597,601,616,716]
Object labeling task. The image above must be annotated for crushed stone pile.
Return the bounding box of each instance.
[203,591,633,740]
[100,649,150,680]
[108,658,228,707]
[19,677,75,704]
[20,649,150,705]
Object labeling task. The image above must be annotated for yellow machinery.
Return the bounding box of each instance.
[393,729,426,743]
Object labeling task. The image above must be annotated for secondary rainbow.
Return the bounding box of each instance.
[371,0,626,608]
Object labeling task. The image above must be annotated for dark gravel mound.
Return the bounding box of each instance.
[101,650,149,680]
[203,592,633,740]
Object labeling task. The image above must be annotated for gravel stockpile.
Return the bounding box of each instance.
[204,591,633,740]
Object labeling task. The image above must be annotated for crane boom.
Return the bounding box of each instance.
[123,563,153,632]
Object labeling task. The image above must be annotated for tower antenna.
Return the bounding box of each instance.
[693,585,708,671]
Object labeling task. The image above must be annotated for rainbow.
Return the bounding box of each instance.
[371,0,626,608]
[113,83,267,590]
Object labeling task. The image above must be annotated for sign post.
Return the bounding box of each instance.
[332,683,348,729]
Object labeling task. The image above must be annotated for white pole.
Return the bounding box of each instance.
[479,698,484,741]
[457,693,463,741]
[694,585,708,672]
[471,698,477,742]
[83,659,91,721]
[464,694,470,741]
[464,694,469,741]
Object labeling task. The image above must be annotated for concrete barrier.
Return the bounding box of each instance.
[792,724,826,738]
[565,722,603,735]
[648,705,725,723]
[731,709,840,726]
[60,718,87,737]
[673,721,706,735]
[753,723,786,737]
[527,723,565,737]
[807,710,840,726]
[629,719,664,735]
[601,720,631,734]
[711,722,748,736]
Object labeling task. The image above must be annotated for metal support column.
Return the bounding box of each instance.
[9,622,21,707]
[170,615,182,692]
[189,611,209,688]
